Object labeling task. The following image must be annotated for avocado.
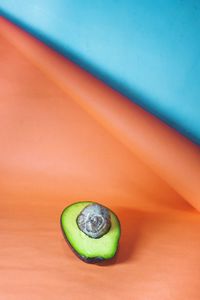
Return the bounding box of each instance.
[60,201,121,264]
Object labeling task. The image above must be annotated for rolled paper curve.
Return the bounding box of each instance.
[1,17,199,210]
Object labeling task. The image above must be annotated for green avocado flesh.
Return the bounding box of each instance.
[61,202,120,262]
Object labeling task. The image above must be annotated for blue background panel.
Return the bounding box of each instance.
[1,0,200,144]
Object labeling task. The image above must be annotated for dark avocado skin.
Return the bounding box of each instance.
[60,203,121,264]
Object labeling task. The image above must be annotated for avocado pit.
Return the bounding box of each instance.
[77,203,111,239]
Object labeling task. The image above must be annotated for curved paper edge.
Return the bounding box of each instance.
[0,17,199,210]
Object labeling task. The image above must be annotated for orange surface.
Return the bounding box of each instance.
[0,18,200,300]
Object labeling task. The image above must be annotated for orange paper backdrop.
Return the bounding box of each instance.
[0,18,200,300]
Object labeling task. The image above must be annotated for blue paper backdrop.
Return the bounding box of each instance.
[1,0,200,144]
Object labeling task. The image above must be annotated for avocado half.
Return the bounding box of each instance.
[60,201,121,264]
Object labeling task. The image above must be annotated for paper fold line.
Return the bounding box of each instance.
[1,17,199,210]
